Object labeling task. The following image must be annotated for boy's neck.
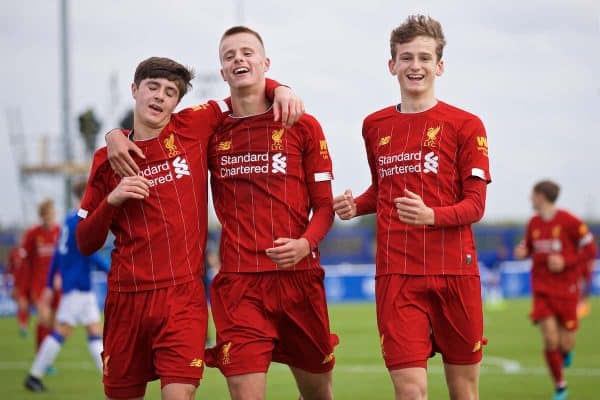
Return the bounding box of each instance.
[539,204,557,221]
[132,119,165,140]
[399,91,437,113]
[230,81,270,117]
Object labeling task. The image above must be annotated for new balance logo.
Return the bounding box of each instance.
[189,358,203,368]
[423,151,438,174]
[272,153,287,174]
[322,352,335,364]
[173,156,190,179]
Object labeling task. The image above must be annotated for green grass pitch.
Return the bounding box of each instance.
[1,298,598,399]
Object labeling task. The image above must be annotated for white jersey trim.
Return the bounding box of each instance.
[314,172,333,182]
[77,209,88,219]
[471,168,487,181]
[579,233,594,247]
[216,100,229,113]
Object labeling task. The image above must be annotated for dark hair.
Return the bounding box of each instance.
[133,57,194,100]
[220,26,264,48]
[72,180,87,200]
[533,180,561,203]
[390,15,446,61]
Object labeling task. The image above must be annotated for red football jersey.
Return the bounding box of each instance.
[208,111,334,272]
[22,225,60,287]
[359,101,491,276]
[525,209,596,298]
[79,101,228,292]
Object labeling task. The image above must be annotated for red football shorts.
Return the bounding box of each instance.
[207,268,337,376]
[376,274,484,370]
[102,279,207,399]
[530,292,578,331]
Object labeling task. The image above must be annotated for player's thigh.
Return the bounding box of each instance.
[35,298,53,325]
[376,275,432,370]
[389,367,428,400]
[226,372,267,400]
[559,326,576,351]
[209,273,276,376]
[274,269,336,374]
[153,281,207,385]
[443,362,480,400]
[429,276,483,365]
[538,316,560,348]
[161,382,196,400]
[290,366,332,400]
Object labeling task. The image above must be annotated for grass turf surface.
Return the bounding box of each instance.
[1,298,598,399]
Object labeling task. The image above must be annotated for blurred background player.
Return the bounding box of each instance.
[6,239,28,336]
[514,180,597,400]
[24,180,109,392]
[334,15,490,400]
[206,26,336,400]
[21,199,61,353]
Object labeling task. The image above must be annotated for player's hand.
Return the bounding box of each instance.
[41,287,53,306]
[548,253,565,273]
[265,238,311,268]
[513,241,528,259]
[394,189,434,225]
[107,176,150,206]
[273,86,305,127]
[333,189,357,220]
[106,129,145,177]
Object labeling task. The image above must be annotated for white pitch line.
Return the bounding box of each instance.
[484,356,522,373]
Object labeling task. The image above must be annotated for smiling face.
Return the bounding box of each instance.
[389,35,444,100]
[219,32,270,91]
[131,78,180,131]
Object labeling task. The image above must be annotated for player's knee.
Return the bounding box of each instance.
[227,376,265,400]
[394,382,426,400]
[299,381,333,400]
[447,383,478,400]
[543,335,559,350]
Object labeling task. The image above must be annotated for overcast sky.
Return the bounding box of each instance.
[1,0,599,227]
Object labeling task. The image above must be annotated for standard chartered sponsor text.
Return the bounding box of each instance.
[378,152,421,178]
[138,160,174,187]
[220,152,287,177]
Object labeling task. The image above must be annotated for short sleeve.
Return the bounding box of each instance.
[458,117,491,183]
[301,116,334,183]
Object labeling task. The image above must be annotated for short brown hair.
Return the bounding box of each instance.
[133,57,194,100]
[72,180,87,200]
[533,180,561,203]
[390,15,446,61]
[220,26,264,48]
[38,199,54,218]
